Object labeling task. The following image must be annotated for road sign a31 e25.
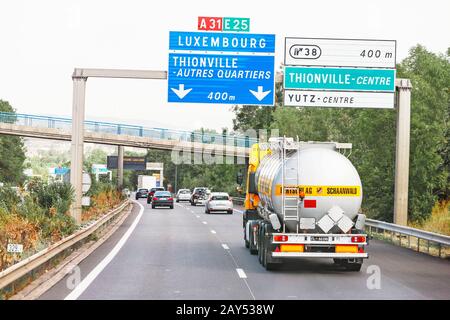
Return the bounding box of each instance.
[198,17,250,32]
[168,31,275,105]
[283,37,396,109]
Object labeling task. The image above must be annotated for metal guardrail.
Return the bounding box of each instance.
[0,200,131,294]
[366,218,450,258]
[232,197,449,258]
[0,111,257,148]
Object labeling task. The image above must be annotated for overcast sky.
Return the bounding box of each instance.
[1,0,449,132]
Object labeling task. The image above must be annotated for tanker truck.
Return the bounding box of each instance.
[243,137,368,271]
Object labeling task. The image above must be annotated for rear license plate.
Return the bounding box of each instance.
[311,236,329,242]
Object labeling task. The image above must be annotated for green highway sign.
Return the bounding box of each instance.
[284,67,395,92]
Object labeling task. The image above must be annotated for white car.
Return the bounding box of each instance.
[122,188,131,198]
[176,189,191,202]
[205,192,233,214]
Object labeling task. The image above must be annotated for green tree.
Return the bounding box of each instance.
[396,45,449,222]
[0,100,26,184]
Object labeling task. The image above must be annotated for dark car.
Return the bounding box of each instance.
[147,187,165,203]
[151,191,174,209]
[135,188,148,200]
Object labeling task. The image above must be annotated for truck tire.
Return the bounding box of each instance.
[245,240,249,248]
[249,221,258,255]
[258,223,265,265]
[152,205,155,209]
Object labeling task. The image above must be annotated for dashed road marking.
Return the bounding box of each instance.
[222,244,229,250]
[196,215,200,218]
[210,230,216,234]
[236,268,247,279]
[202,221,208,225]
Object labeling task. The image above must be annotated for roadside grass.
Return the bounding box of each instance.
[409,200,450,236]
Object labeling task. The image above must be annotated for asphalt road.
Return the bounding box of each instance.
[40,199,450,300]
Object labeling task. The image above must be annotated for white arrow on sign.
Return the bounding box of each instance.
[171,84,192,99]
[249,86,271,101]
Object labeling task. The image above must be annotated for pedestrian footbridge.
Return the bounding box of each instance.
[0,112,253,157]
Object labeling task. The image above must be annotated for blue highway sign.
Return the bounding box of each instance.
[168,31,275,105]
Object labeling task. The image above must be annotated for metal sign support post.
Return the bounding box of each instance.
[70,68,167,224]
[70,76,87,224]
[393,79,412,226]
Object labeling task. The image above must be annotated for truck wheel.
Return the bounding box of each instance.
[176,199,179,203]
[152,205,155,209]
[228,210,233,214]
[205,209,210,214]
[245,240,249,248]
[170,205,174,209]
[249,221,258,255]
[258,223,265,265]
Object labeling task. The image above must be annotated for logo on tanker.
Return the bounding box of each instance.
[276,185,361,197]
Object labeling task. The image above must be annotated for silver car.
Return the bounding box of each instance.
[176,189,191,202]
[205,192,233,214]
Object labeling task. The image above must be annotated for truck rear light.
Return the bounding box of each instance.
[358,247,364,253]
[273,235,288,242]
[351,236,366,243]
[153,197,158,201]
[280,244,304,252]
[168,197,173,201]
[335,244,358,253]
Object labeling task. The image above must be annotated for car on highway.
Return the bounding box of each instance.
[190,187,210,206]
[147,187,165,203]
[205,192,233,214]
[135,188,148,200]
[176,189,191,202]
[151,191,174,209]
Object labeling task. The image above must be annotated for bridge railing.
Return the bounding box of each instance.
[0,112,257,148]
[231,197,449,258]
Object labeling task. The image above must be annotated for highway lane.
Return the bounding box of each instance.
[40,200,450,300]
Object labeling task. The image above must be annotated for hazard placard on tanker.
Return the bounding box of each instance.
[275,185,361,197]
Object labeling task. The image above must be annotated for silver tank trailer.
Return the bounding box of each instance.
[255,142,363,233]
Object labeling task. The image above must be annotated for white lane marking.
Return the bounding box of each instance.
[196,215,200,218]
[234,209,243,213]
[210,230,216,234]
[202,221,207,225]
[65,201,145,300]
[236,268,247,279]
[222,244,229,250]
